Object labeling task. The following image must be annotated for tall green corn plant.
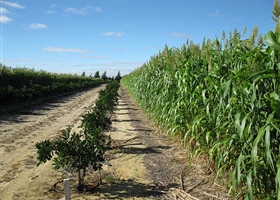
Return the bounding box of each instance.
[121,28,279,199]
[227,31,280,199]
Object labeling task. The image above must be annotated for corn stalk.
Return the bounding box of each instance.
[121,29,280,199]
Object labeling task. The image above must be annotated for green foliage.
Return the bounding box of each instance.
[35,139,54,165]
[115,71,122,81]
[35,80,120,190]
[272,0,280,22]
[93,70,100,78]
[101,71,108,80]
[121,27,280,199]
[0,66,104,106]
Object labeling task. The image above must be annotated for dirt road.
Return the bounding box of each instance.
[0,85,231,200]
[0,86,106,199]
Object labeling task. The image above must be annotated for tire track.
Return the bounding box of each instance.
[0,85,105,199]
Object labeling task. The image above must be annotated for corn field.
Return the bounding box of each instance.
[0,65,105,106]
[121,29,280,199]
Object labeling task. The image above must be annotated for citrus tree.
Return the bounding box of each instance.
[35,80,120,191]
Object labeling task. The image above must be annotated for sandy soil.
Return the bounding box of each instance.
[0,85,231,200]
[0,86,106,200]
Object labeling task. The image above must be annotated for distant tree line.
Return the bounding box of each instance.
[92,70,122,81]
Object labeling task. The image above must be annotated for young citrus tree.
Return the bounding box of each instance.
[36,127,106,190]
[36,80,120,191]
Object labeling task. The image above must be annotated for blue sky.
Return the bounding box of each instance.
[0,0,276,77]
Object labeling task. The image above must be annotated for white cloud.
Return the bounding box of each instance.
[0,7,10,14]
[172,32,188,38]
[87,61,143,68]
[87,61,143,76]
[0,2,24,24]
[2,1,25,9]
[46,4,57,14]
[50,4,57,8]
[112,47,127,51]
[102,32,125,37]
[66,61,143,76]
[91,6,102,12]
[29,23,48,29]
[232,18,242,22]
[86,55,109,59]
[110,61,143,67]
[209,10,220,17]
[42,47,87,53]
[65,7,86,15]
[46,10,56,14]
[71,61,142,68]
[0,15,12,23]
[65,6,101,15]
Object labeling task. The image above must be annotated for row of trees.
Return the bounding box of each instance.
[80,70,122,81]
[0,65,122,107]
[0,66,106,107]
[91,70,122,81]
[36,80,120,191]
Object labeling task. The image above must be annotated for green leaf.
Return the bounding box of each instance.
[246,171,253,200]
[264,125,275,171]
[206,131,211,145]
[252,126,265,164]
[236,153,244,184]
[235,113,249,140]
[264,31,280,51]
[264,92,280,117]
[276,162,280,200]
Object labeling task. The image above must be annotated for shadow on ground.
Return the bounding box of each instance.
[94,178,175,199]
